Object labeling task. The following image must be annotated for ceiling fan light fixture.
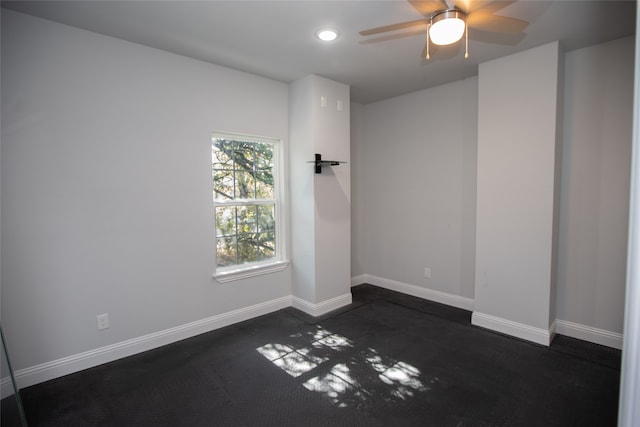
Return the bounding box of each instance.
[429,10,466,46]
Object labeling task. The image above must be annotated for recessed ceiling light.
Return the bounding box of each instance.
[317,29,338,42]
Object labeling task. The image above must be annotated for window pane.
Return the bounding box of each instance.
[215,206,236,237]
[237,233,258,264]
[213,170,235,201]
[212,139,234,170]
[255,169,274,199]
[239,140,257,164]
[257,204,275,232]
[254,143,274,170]
[237,205,257,234]
[256,232,275,260]
[217,236,237,267]
[235,171,256,199]
[232,141,254,173]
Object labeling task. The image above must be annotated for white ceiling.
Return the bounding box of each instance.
[2,0,636,104]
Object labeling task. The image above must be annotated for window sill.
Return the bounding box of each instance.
[214,260,290,284]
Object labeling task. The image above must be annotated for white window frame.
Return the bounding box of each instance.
[212,131,288,283]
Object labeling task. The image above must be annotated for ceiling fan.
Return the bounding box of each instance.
[359,0,529,59]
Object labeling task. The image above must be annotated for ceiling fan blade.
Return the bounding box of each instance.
[360,29,428,45]
[449,0,473,12]
[462,0,515,14]
[359,18,428,36]
[409,0,448,17]
[467,11,528,33]
[469,0,516,13]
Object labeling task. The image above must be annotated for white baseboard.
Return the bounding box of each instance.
[1,291,353,398]
[1,281,623,399]
[360,274,474,311]
[351,274,367,287]
[1,295,292,399]
[556,319,623,350]
[291,292,353,317]
[354,274,623,349]
[472,311,555,346]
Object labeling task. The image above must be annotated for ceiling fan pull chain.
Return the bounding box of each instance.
[464,22,469,59]
[426,24,431,60]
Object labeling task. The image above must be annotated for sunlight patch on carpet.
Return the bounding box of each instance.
[256,325,430,407]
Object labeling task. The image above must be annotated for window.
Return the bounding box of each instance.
[212,132,286,281]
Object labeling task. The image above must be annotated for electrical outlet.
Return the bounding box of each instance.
[97,313,109,331]
[424,268,432,279]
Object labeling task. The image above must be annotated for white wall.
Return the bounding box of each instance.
[356,77,478,302]
[289,77,317,304]
[474,42,562,345]
[312,77,351,304]
[350,102,365,279]
[352,37,633,348]
[290,75,351,311]
[557,36,634,336]
[1,9,291,375]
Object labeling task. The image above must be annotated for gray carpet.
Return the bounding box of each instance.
[1,284,621,426]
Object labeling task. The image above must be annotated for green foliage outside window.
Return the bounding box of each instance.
[212,137,277,268]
